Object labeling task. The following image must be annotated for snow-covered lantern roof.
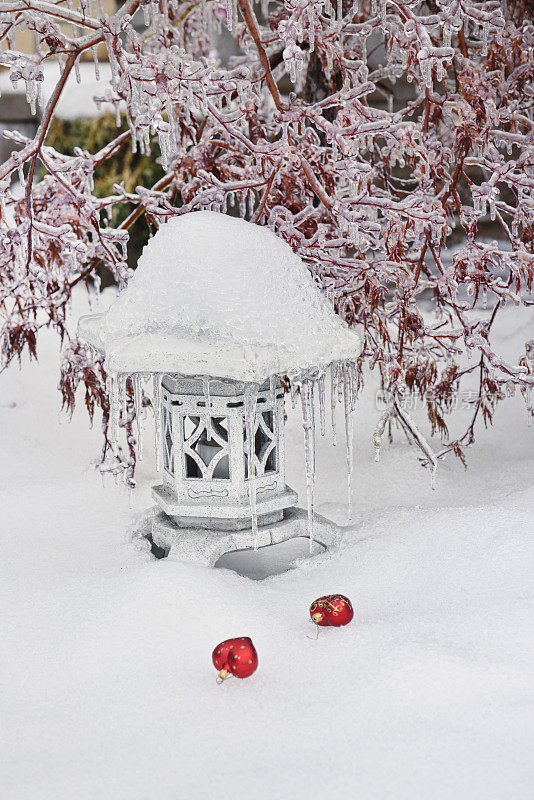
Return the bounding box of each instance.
[78,211,362,550]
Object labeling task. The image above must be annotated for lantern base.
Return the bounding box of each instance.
[152,483,298,532]
[170,510,284,531]
[150,506,341,567]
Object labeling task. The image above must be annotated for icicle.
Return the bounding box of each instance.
[290,378,299,409]
[310,378,316,446]
[318,372,326,436]
[308,7,315,52]
[119,374,128,420]
[418,49,433,89]
[247,189,255,219]
[525,386,532,426]
[244,383,259,544]
[226,0,235,31]
[330,362,338,446]
[349,362,358,411]
[92,45,100,80]
[342,363,354,520]
[300,380,316,551]
[108,373,120,450]
[121,374,130,419]
[379,0,386,28]
[153,374,162,471]
[133,373,143,460]
[337,363,344,403]
[26,80,37,115]
[481,22,489,57]
[269,375,276,407]
[203,376,213,440]
[16,162,25,187]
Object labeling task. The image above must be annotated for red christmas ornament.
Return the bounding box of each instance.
[309,594,354,627]
[212,637,258,681]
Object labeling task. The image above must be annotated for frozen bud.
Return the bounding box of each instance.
[403,19,416,38]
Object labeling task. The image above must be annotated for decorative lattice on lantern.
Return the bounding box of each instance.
[246,407,277,477]
[162,406,174,474]
[182,415,230,480]
[152,375,297,531]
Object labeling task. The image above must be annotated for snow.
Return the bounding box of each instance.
[79,212,361,382]
[2,290,534,799]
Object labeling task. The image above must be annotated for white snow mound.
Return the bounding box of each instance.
[79,211,361,381]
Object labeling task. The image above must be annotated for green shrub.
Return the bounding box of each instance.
[44,114,164,277]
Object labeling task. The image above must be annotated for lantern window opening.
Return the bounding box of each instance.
[183,415,231,481]
[163,406,174,476]
[245,409,278,479]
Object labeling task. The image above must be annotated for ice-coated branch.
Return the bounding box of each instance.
[0,1,100,31]
[1,0,533,473]
[394,398,437,487]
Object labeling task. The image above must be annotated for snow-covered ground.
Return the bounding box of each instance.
[1,291,533,800]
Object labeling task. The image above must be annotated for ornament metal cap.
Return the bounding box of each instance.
[217,669,230,683]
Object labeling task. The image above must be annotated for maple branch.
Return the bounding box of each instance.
[237,0,283,112]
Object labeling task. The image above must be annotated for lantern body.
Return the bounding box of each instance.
[152,376,297,531]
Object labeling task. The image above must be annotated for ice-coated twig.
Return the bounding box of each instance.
[394,399,437,489]
[373,405,394,463]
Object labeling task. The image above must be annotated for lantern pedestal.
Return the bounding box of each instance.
[150,506,341,567]
[152,482,298,531]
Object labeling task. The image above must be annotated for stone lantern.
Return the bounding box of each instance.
[153,374,296,531]
[78,211,362,564]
